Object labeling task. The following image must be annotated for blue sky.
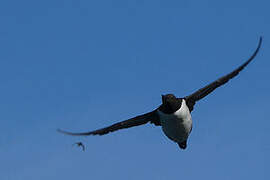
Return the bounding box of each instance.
[1,0,269,179]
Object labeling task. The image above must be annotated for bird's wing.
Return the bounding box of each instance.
[58,109,160,136]
[184,37,262,112]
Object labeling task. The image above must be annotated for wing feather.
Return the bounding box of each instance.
[58,110,160,136]
[185,37,262,111]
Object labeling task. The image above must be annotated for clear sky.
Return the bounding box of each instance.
[1,0,269,179]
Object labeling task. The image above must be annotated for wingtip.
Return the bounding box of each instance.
[247,36,263,62]
[57,128,66,134]
[259,36,263,46]
[57,128,94,136]
[57,128,76,135]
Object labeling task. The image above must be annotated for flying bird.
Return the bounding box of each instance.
[73,142,86,151]
[58,37,262,150]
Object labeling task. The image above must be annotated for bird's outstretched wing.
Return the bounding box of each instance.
[184,37,262,112]
[58,110,160,136]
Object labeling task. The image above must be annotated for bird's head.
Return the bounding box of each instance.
[160,94,181,114]
[161,94,177,104]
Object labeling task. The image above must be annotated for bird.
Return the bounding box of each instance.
[58,37,262,150]
[73,142,86,151]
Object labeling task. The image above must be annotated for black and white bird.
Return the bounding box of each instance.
[58,37,262,150]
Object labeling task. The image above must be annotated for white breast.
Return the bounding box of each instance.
[158,99,192,143]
